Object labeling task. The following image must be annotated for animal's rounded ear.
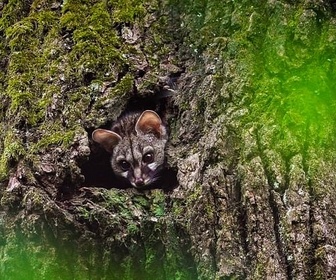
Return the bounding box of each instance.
[135,110,166,138]
[92,129,121,153]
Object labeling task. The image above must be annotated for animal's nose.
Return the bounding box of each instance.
[135,178,145,187]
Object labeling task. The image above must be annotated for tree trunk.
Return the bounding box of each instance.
[0,0,335,279]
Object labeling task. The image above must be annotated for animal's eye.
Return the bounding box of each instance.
[142,152,154,164]
[118,160,131,171]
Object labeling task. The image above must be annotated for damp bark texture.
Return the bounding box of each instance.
[0,0,336,279]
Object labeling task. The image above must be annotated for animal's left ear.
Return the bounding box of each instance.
[135,110,165,138]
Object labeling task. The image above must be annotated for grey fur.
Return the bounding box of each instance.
[92,111,167,188]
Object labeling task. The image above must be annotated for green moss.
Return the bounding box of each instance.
[0,0,196,279]
[0,0,31,31]
[133,195,150,209]
[22,188,46,212]
[0,131,25,180]
[61,0,124,79]
[126,223,139,235]
[2,6,60,131]
[30,128,76,153]
[150,190,165,217]
[104,189,127,206]
[107,0,145,23]
[111,73,134,96]
[0,0,148,179]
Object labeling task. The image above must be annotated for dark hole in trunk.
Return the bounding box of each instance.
[81,92,178,190]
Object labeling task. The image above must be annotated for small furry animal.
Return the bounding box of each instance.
[92,110,168,189]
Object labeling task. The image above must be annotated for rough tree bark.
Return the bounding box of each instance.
[0,0,335,279]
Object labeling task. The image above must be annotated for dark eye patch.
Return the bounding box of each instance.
[142,152,154,164]
[118,160,131,171]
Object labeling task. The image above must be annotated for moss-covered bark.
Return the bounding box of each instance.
[0,0,336,279]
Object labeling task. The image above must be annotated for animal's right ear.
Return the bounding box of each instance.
[92,129,121,153]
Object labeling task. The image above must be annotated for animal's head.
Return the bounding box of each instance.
[92,110,167,188]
